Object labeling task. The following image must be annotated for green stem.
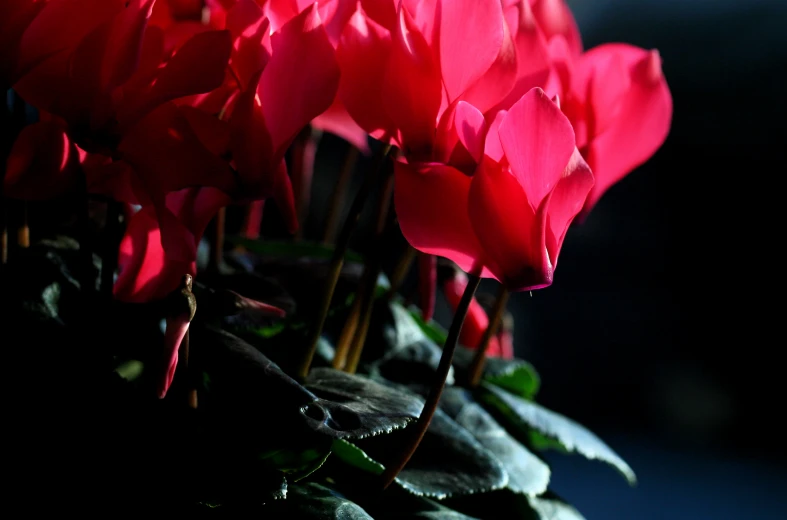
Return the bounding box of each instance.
[296,144,392,381]
[380,274,481,489]
[467,285,510,387]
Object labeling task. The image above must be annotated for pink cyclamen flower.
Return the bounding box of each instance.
[395,88,593,292]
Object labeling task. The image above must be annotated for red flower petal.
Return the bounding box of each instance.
[17,0,124,77]
[544,148,593,266]
[468,157,551,291]
[4,121,80,200]
[438,0,505,103]
[394,160,493,278]
[132,29,232,122]
[261,4,339,161]
[382,6,442,155]
[311,97,371,153]
[499,87,575,209]
[582,46,672,214]
[453,101,487,164]
[337,9,396,143]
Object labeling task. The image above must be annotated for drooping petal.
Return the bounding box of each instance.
[468,157,551,291]
[418,253,436,322]
[499,87,575,209]
[4,121,81,200]
[583,48,672,213]
[337,9,396,142]
[438,0,505,103]
[382,6,443,155]
[394,160,493,278]
[261,4,339,161]
[544,148,593,266]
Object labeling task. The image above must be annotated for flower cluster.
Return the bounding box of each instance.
[3,0,671,387]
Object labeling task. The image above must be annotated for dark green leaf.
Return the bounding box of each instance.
[266,482,373,519]
[366,302,454,385]
[452,348,540,399]
[408,308,448,345]
[365,492,481,520]
[331,439,384,475]
[356,408,508,498]
[259,435,333,482]
[440,388,550,495]
[304,368,423,439]
[527,497,586,520]
[480,384,636,484]
[443,490,585,520]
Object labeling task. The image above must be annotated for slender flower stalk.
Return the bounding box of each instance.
[292,125,321,240]
[467,285,510,387]
[344,168,395,373]
[386,245,417,300]
[297,144,392,381]
[208,207,227,274]
[101,201,121,299]
[322,145,360,245]
[380,274,481,489]
[17,201,29,248]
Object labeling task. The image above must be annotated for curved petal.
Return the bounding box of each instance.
[499,87,575,209]
[382,6,442,155]
[4,121,80,200]
[361,0,397,29]
[394,160,493,278]
[438,0,505,102]
[337,9,396,143]
[544,148,593,267]
[583,48,672,213]
[261,4,339,161]
[227,0,271,88]
[0,0,46,87]
[468,157,551,291]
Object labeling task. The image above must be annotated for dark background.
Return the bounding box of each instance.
[308,1,787,518]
